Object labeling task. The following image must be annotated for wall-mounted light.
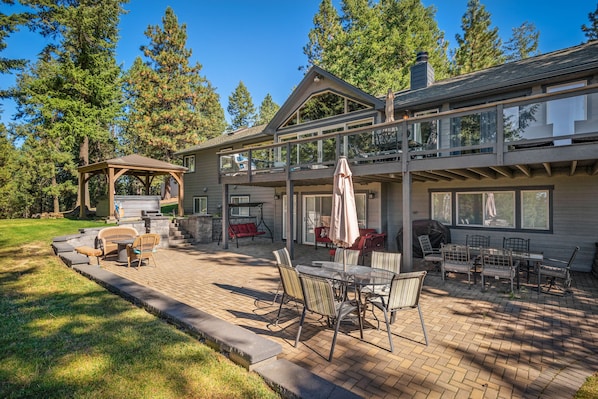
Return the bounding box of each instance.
[203,187,208,193]
[232,185,237,190]
[274,194,281,200]
[368,191,376,199]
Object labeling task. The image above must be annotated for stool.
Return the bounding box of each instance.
[75,246,103,266]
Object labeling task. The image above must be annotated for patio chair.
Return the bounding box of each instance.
[466,234,490,270]
[418,235,442,271]
[503,237,531,282]
[126,233,160,268]
[537,246,579,295]
[332,248,361,265]
[274,264,304,326]
[367,271,428,352]
[296,274,361,361]
[361,251,401,299]
[480,248,517,293]
[466,234,490,249]
[441,244,473,288]
[272,248,293,303]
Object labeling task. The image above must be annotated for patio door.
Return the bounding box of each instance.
[303,194,333,245]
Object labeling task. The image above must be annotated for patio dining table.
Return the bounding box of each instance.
[297,262,396,338]
[468,247,543,287]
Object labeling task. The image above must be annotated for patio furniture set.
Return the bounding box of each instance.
[76,226,160,268]
[273,247,427,361]
[417,233,578,295]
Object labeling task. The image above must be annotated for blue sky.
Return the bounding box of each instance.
[0,0,594,125]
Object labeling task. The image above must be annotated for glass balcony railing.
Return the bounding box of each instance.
[218,85,598,177]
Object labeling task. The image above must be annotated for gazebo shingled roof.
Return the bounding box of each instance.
[78,154,187,219]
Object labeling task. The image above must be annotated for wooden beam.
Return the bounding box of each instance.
[570,160,578,176]
[516,164,531,177]
[542,162,552,176]
[591,161,598,175]
[427,170,467,180]
[469,168,497,179]
[411,171,442,181]
[489,166,513,178]
[448,169,481,180]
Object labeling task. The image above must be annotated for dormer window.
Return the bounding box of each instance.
[281,90,371,128]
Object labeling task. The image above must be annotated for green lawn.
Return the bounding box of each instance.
[0,219,280,399]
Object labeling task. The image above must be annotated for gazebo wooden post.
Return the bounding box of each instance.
[108,167,115,221]
[176,172,184,216]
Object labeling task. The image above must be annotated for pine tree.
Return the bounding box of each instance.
[124,7,226,198]
[12,0,126,213]
[452,0,504,75]
[227,81,256,130]
[582,3,598,41]
[304,0,449,94]
[255,93,279,126]
[503,21,540,62]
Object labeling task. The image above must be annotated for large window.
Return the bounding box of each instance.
[193,196,207,214]
[183,155,195,172]
[521,190,550,230]
[230,195,250,216]
[281,90,371,128]
[431,187,551,231]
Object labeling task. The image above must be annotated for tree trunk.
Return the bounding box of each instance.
[163,177,172,200]
[52,174,60,214]
[79,136,89,208]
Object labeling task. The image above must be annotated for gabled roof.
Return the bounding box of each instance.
[175,124,268,155]
[395,40,598,108]
[264,65,385,134]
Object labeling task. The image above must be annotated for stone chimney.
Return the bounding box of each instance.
[410,51,435,90]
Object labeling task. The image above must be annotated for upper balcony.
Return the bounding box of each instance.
[218,84,598,187]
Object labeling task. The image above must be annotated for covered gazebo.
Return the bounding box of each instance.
[78,154,187,219]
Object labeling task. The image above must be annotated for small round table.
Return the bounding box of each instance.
[113,238,136,263]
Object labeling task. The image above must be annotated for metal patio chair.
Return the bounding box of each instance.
[274,264,304,326]
[537,246,579,295]
[480,248,517,293]
[418,234,442,271]
[296,274,361,361]
[367,271,429,352]
[272,247,293,304]
[441,244,474,288]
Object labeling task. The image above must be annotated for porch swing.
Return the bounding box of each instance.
[218,202,274,247]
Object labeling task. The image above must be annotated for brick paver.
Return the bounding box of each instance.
[99,241,598,399]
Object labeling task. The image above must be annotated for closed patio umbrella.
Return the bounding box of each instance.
[329,157,360,271]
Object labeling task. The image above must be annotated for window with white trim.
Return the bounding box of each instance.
[193,196,208,214]
[183,155,195,172]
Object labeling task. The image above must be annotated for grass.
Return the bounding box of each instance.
[575,372,598,399]
[0,219,280,399]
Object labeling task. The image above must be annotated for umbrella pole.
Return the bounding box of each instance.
[343,249,347,272]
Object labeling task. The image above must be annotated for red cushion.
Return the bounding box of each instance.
[247,223,258,233]
[238,224,249,233]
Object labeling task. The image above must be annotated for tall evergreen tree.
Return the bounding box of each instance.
[13,57,80,214]
[304,0,449,94]
[452,0,503,75]
[124,6,226,198]
[503,21,540,62]
[12,0,126,213]
[255,93,279,126]
[582,3,598,41]
[227,81,255,130]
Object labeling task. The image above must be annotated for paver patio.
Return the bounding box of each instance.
[97,241,598,399]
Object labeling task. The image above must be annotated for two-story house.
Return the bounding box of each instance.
[177,40,598,272]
